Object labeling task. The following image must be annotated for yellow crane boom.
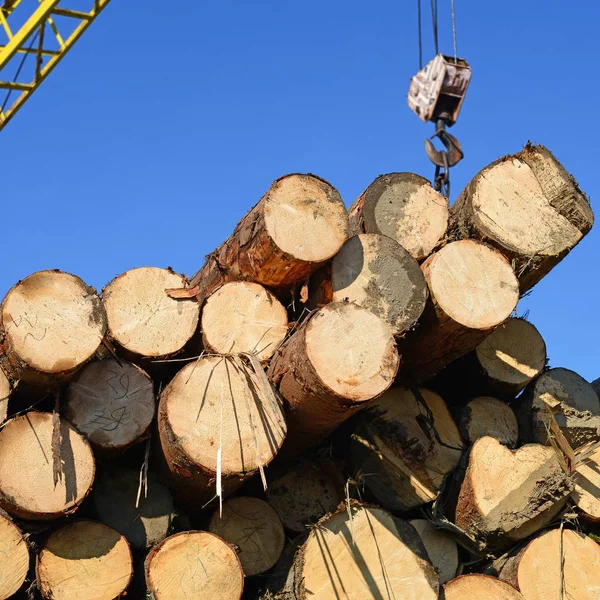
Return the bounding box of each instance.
[0,0,111,131]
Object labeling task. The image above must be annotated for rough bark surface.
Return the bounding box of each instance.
[460,396,519,447]
[0,367,9,425]
[442,574,524,599]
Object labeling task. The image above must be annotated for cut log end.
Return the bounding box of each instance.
[572,444,600,521]
[0,411,95,520]
[460,397,519,447]
[64,359,156,453]
[201,281,288,361]
[0,270,106,384]
[409,519,459,584]
[209,497,285,576]
[329,233,428,335]
[0,514,29,600]
[37,521,133,600]
[145,531,244,600]
[443,574,524,599]
[349,172,449,260]
[103,267,200,358]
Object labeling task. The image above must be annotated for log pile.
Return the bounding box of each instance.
[0,143,597,599]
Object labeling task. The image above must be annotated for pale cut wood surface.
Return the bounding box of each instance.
[410,519,459,584]
[443,574,524,599]
[460,396,519,447]
[572,444,600,521]
[0,513,29,600]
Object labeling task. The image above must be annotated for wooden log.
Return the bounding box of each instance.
[265,459,345,532]
[571,444,600,522]
[309,233,429,335]
[276,505,439,599]
[0,411,95,520]
[0,513,29,599]
[0,270,106,386]
[93,467,175,550]
[409,519,459,585]
[268,302,399,454]
[158,356,286,506]
[103,267,200,361]
[0,366,9,425]
[454,436,572,550]
[459,396,519,448]
[63,358,156,455]
[209,496,285,576]
[397,240,519,384]
[498,528,600,600]
[185,174,348,303]
[36,520,133,600]
[449,144,594,292]
[145,531,244,599]
[201,281,288,361]
[347,387,464,511]
[348,172,449,260]
[442,575,524,599]
[518,367,600,449]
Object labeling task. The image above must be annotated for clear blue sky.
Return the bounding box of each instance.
[2,1,598,381]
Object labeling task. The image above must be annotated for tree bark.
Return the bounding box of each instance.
[0,366,9,425]
[145,531,244,600]
[64,358,156,455]
[459,396,519,448]
[409,519,459,585]
[396,240,519,384]
[348,172,449,261]
[0,512,29,600]
[442,574,524,599]
[454,436,572,550]
[347,387,464,512]
[449,143,594,293]
[267,302,399,455]
[0,411,95,520]
[0,270,106,387]
[308,233,429,335]
[209,496,285,576]
[37,520,133,600]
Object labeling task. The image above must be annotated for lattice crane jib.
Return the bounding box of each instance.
[0,0,112,132]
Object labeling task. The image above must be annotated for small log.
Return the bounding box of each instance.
[518,367,600,449]
[348,172,448,260]
[0,513,29,599]
[209,496,285,576]
[201,281,288,361]
[409,519,459,584]
[347,387,464,511]
[0,270,106,386]
[459,397,519,448]
[397,240,519,384]
[572,444,600,522]
[268,302,399,454]
[93,467,175,550]
[103,267,200,359]
[277,505,439,599]
[498,528,600,600]
[37,520,133,600]
[145,531,244,599]
[449,144,593,292]
[265,459,345,532]
[309,233,429,335]
[158,356,286,506]
[0,411,95,520]
[64,358,156,455]
[0,366,9,425]
[442,575,524,599]
[188,174,348,302]
[455,436,572,550]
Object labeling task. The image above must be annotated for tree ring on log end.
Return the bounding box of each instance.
[460,396,519,447]
[0,514,29,599]
[443,574,524,599]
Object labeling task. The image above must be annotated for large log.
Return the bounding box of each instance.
[186,174,348,303]
[454,436,572,550]
[158,356,286,506]
[449,144,594,292]
[201,281,288,361]
[347,387,464,511]
[145,531,244,600]
[348,172,449,260]
[518,367,600,449]
[0,513,29,599]
[0,270,106,386]
[275,505,439,599]
[498,528,600,600]
[0,411,95,520]
[103,267,200,360]
[209,496,285,576]
[37,520,133,600]
[409,519,459,585]
[64,358,156,455]
[397,240,519,384]
[443,575,524,599]
[459,396,519,448]
[309,233,429,335]
[268,302,399,454]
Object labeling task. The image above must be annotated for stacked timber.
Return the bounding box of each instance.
[0,148,596,599]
